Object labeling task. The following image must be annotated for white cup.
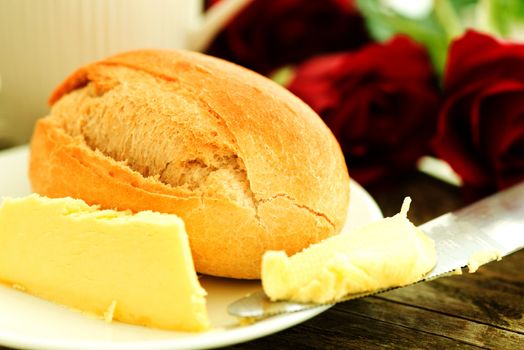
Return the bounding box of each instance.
[0,0,249,145]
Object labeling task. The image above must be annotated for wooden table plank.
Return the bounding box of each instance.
[339,297,524,349]
[380,250,524,333]
[230,307,487,349]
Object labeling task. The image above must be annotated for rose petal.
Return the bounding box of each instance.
[473,82,524,162]
[446,31,524,93]
[433,93,492,187]
[496,134,524,189]
[466,85,524,189]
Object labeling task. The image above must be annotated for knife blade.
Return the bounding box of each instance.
[228,181,524,319]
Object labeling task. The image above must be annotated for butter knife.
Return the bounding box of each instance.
[228,181,524,319]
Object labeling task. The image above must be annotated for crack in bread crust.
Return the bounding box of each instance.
[51,66,260,214]
[194,97,263,220]
[257,193,336,229]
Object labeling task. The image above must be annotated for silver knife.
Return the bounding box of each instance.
[228,181,524,319]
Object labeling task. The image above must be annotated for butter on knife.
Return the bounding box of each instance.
[261,198,436,304]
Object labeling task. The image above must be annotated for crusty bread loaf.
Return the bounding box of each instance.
[29,50,350,279]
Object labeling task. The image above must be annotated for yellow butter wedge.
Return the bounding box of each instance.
[0,194,209,331]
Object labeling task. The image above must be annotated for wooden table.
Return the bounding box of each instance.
[0,166,522,349]
[229,172,524,349]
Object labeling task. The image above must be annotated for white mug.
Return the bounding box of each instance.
[0,0,249,145]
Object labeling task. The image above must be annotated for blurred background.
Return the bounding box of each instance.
[1,0,523,194]
[0,0,249,147]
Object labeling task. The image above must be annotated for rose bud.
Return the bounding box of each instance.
[433,30,524,191]
[206,0,370,75]
[288,36,440,186]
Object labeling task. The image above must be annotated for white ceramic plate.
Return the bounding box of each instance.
[0,146,382,350]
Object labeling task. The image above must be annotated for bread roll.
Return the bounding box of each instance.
[29,50,349,279]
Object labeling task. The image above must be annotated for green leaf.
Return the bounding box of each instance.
[270,66,295,86]
[482,0,524,38]
[356,0,454,75]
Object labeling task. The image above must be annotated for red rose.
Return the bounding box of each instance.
[206,0,370,75]
[287,36,440,185]
[433,31,524,191]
